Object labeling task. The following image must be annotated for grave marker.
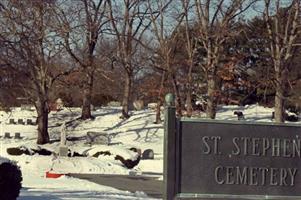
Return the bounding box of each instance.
[14,132,21,139]
[59,146,68,157]
[4,132,11,139]
[17,119,24,125]
[59,122,68,157]
[27,119,34,125]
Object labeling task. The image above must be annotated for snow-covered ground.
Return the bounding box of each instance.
[0,104,300,199]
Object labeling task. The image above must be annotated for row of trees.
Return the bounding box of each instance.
[0,0,300,144]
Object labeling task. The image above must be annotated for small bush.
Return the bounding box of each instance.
[0,161,22,200]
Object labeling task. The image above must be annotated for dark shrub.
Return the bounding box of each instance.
[0,161,22,200]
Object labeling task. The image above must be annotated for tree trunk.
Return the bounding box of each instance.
[186,91,193,117]
[121,71,132,119]
[36,98,49,144]
[155,72,166,124]
[206,76,218,119]
[274,64,287,123]
[81,73,93,120]
[274,86,284,122]
[171,74,182,117]
[186,61,194,117]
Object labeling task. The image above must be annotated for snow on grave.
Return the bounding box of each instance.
[147,103,164,111]
[147,103,157,110]
[86,131,111,145]
[85,146,141,169]
[21,104,35,111]
[107,101,121,107]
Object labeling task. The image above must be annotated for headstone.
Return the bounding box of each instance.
[59,146,68,157]
[86,131,110,145]
[4,132,10,139]
[133,100,144,111]
[9,119,15,124]
[21,104,34,111]
[147,103,157,110]
[26,119,33,125]
[60,122,67,146]
[142,149,154,160]
[14,132,21,139]
[17,119,25,125]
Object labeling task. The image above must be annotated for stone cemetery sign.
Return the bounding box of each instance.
[164,96,301,200]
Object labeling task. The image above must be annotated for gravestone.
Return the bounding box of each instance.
[26,119,35,125]
[133,100,144,111]
[4,132,11,139]
[86,131,110,145]
[17,119,25,125]
[163,93,301,200]
[59,146,68,157]
[142,149,154,160]
[58,122,68,157]
[9,119,15,124]
[147,103,157,110]
[14,132,21,139]
[60,122,67,146]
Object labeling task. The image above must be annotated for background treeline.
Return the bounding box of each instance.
[0,0,300,144]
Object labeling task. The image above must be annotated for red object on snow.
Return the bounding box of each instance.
[46,171,64,178]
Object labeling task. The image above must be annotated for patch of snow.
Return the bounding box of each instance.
[0,104,299,199]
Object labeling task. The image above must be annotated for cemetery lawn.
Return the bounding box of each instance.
[0,105,299,199]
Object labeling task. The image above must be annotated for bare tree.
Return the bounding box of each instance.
[264,0,300,122]
[57,0,108,120]
[147,0,184,122]
[194,0,257,119]
[0,0,67,144]
[107,0,152,119]
[181,0,198,117]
